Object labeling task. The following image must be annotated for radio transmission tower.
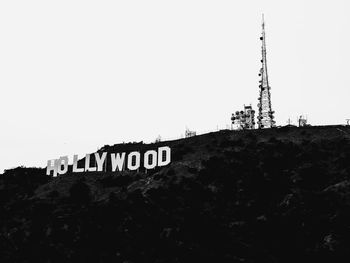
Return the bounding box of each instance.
[257,15,275,129]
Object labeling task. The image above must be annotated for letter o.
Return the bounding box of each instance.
[144,150,157,169]
[127,152,140,170]
[57,156,69,175]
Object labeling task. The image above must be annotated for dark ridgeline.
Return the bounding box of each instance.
[1,125,350,262]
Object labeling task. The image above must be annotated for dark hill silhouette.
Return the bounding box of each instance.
[1,125,350,262]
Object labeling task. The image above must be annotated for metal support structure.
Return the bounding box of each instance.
[257,14,275,129]
[231,104,255,130]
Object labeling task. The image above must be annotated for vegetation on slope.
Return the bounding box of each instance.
[1,126,350,262]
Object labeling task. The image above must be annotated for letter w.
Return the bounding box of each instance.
[111,153,125,172]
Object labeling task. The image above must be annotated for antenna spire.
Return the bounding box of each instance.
[257,15,275,129]
[262,13,265,27]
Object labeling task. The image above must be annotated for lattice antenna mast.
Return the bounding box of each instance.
[257,14,275,129]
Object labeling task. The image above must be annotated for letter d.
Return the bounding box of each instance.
[158,146,171,167]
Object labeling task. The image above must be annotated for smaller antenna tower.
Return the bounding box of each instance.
[231,104,256,130]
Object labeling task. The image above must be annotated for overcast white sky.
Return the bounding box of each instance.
[1,0,349,172]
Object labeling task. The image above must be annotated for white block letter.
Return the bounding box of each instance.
[144,150,157,169]
[158,146,171,167]
[95,152,107,172]
[111,152,125,172]
[127,151,140,170]
[57,156,69,175]
[73,154,84,173]
[46,159,58,177]
[84,154,97,172]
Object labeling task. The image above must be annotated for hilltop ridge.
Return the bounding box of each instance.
[1,125,350,262]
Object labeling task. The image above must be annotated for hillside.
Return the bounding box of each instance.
[1,125,350,262]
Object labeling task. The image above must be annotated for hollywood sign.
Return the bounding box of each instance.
[47,146,171,177]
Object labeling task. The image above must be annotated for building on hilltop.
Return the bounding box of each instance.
[185,128,196,138]
[298,115,309,127]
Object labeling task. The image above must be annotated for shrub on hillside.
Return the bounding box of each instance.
[69,180,91,203]
[99,174,133,188]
